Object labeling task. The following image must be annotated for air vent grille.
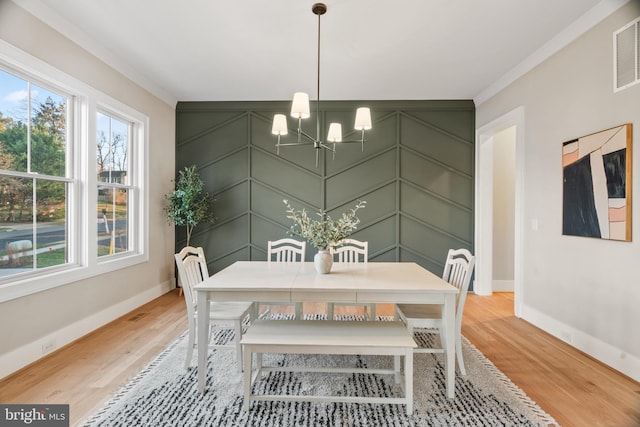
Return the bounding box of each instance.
[614,17,639,92]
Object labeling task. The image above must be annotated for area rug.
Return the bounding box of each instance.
[83,315,559,427]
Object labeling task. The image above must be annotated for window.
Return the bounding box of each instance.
[0,68,71,278]
[0,44,148,301]
[97,112,131,257]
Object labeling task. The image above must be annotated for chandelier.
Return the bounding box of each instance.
[271,2,372,168]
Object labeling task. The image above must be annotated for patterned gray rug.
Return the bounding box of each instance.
[83,315,559,427]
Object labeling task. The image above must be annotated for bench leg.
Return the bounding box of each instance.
[256,352,264,378]
[243,345,252,411]
[235,320,243,373]
[369,304,376,320]
[404,349,414,415]
[294,302,303,319]
[394,355,401,384]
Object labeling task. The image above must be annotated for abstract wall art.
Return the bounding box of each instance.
[562,123,632,241]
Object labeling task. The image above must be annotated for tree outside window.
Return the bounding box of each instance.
[0,69,69,274]
[97,112,130,257]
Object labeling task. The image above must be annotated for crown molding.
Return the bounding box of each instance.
[10,0,177,107]
[474,0,630,106]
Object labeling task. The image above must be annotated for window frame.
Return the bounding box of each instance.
[0,39,149,303]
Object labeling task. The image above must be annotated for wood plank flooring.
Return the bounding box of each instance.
[463,293,640,427]
[0,290,638,426]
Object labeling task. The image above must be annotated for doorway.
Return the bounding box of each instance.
[475,107,524,317]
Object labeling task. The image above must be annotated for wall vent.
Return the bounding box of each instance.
[614,16,639,92]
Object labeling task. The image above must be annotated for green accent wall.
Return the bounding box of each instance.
[175,100,475,277]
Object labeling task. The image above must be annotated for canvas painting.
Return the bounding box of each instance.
[562,124,632,241]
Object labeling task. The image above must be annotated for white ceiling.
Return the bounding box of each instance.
[12,0,627,106]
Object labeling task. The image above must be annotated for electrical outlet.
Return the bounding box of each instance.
[42,339,56,354]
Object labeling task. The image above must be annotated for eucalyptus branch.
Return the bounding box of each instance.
[283,199,366,250]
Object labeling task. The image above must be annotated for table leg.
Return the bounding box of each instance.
[443,293,456,398]
[197,291,210,393]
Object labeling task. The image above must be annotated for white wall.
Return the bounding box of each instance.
[477,1,640,381]
[492,126,515,288]
[0,1,176,378]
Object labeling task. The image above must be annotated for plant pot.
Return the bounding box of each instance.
[314,249,333,274]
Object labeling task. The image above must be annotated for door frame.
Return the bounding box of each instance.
[475,106,525,317]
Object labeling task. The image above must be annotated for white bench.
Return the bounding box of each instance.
[241,319,416,414]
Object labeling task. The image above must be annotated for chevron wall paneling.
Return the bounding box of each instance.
[175,100,474,277]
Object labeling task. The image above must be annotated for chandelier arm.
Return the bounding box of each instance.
[337,139,367,144]
[317,142,335,152]
[297,118,303,143]
[298,128,319,143]
[276,141,315,147]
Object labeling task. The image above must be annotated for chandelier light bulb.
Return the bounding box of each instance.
[327,123,342,143]
[272,114,288,135]
[291,92,311,119]
[354,107,372,131]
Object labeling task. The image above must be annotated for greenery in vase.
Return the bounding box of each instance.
[164,165,215,246]
[283,199,366,250]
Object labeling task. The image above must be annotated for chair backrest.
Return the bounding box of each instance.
[267,238,306,263]
[175,246,209,313]
[333,238,368,263]
[442,248,476,327]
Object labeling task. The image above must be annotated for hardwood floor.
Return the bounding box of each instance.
[0,290,188,426]
[0,290,638,426]
[463,293,640,427]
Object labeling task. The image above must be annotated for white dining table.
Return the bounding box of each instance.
[194,261,459,399]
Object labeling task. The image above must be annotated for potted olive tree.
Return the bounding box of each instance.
[164,165,215,247]
[165,165,215,295]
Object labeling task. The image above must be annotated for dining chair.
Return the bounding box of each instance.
[394,248,476,375]
[175,246,254,372]
[327,238,376,320]
[263,238,306,319]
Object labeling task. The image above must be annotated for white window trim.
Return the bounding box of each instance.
[0,40,149,303]
[93,104,147,263]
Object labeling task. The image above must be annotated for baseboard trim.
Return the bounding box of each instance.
[521,303,640,382]
[492,280,514,292]
[0,280,173,380]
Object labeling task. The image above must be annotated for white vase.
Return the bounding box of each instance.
[314,249,333,274]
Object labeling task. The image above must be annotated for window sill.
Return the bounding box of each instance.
[0,252,148,303]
